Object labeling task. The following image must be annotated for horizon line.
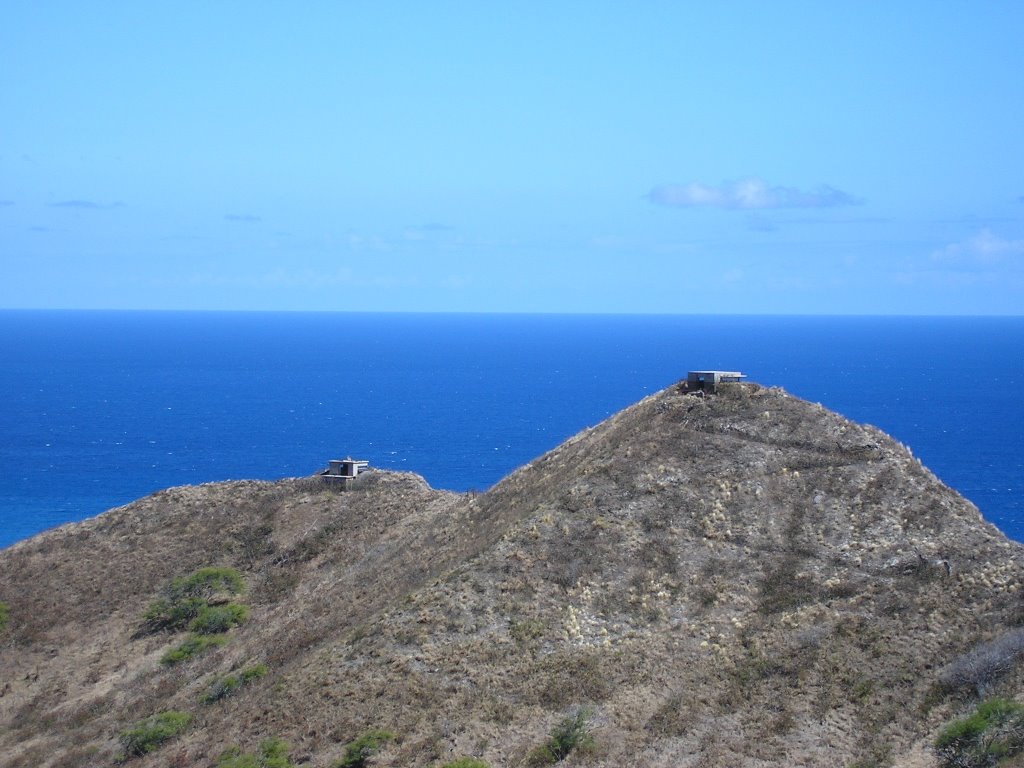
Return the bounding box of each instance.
[0,307,1022,319]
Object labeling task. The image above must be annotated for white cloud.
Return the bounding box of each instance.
[439,274,471,289]
[647,178,861,210]
[403,223,455,241]
[746,215,778,232]
[51,199,124,209]
[932,229,1024,264]
[722,268,744,283]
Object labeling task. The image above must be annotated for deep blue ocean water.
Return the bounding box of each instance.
[1,311,1021,548]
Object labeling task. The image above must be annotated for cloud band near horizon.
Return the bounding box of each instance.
[50,200,123,209]
[648,178,862,210]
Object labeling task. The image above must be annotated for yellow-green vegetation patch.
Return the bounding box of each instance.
[201,663,269,704]
[118,710,191,757]
[509,617,545,645]
[0,600,8,632]
[189,603,250,634]
[935,697,1024,767]
[161,633,228,665]
[142,566,249,665]
[215,737,295,768]
[142,566,246,634]
[526,708,594,766]
[437,760,489,768]
[333,730,395,768]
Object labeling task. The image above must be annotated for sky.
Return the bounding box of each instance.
[2,2,1022,314]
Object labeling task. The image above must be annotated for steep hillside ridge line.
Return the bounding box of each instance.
[1,381,1022,768]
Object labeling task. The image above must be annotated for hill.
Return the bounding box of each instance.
[1,381,1023,767]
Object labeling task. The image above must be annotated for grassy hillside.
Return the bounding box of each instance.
[2,382,1022,767]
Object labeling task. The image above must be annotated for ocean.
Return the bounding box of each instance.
[1,311,1021,548]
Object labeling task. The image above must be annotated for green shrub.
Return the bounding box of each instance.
[174,566,245,598]
[334,730,395,768]
[215,738,294,768]
[935,697,1024,767]
[190,603,249,634]
[438,759,489,768]
[119,710,191,756]
[214,748,259,768]
[202,664,269,703]
[241,663,268,682]
[160,633,227,665]
[0,601,8,632]
[142,567,245,633]
[510,618,544,644]
[202,673,241,703]
[258,737,293,768]
[143,596,207,632]
[526,708,594,766]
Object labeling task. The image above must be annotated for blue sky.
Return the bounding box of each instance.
[2,2,1022,314]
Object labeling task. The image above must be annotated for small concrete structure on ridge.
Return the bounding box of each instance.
[686,370,746,394]
[321,458,369,488]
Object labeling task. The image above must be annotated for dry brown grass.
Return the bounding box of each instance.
[1,383,1022,767]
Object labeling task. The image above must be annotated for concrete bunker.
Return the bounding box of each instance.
[685,370,746,394]
[321,458,370,488]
